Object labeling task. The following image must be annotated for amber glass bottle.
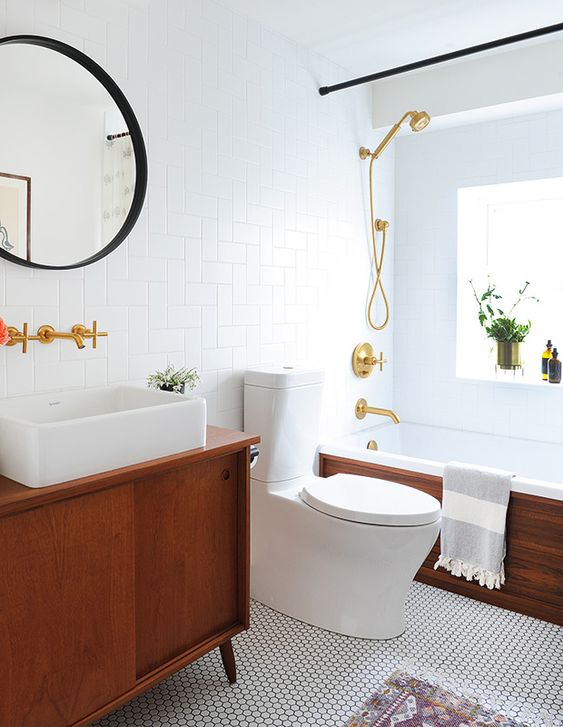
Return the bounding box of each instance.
[548,348,561,384]
[542,340,553,381]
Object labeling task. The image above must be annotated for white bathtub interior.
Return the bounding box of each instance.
[321,421,563,501]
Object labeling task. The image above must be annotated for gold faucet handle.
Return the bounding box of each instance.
[72,320,108,349]
[6,322,39,354]
[90,320,108,350]
[6,324,25,350]
[376,352,387,372]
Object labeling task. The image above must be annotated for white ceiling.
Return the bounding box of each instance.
[219,0,563,77]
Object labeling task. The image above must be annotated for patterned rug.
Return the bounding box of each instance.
[344,670,525,726]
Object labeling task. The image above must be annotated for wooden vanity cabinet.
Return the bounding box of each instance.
[0,426,258,727]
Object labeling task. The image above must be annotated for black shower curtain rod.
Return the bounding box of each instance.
[318,22,563,96]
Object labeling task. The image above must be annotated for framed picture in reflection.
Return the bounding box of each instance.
[0,172,31,261]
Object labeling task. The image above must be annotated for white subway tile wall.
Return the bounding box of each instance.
[394,110,563,445]
[0,0,394,437]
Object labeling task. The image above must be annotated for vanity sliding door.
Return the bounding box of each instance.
[0,485,136,727]
[134,453,244,679]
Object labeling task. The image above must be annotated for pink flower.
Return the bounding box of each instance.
[0,317,10,346]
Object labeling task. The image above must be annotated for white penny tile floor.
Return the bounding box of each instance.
[95,582,563,727]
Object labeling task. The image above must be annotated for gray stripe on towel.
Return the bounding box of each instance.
[443,462,511,505]
[441,517,505,574]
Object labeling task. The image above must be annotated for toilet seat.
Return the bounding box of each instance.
[300,473,441,526]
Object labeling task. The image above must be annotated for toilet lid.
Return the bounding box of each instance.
[300,473,441,526]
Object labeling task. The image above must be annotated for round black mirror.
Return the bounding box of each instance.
[0,35,147,269]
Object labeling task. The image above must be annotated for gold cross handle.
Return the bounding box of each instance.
[6,322,40,353]
[352,342,388,378]
[71,320,108,349]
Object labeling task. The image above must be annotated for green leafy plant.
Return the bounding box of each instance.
[147,363,199,393]
[469,279,538,343]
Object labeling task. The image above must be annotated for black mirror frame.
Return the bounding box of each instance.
[0,34,148,270]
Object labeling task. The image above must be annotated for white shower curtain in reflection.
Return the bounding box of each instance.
[102,136,135,242]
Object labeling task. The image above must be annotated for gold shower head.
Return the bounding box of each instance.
[409,110,430,132]
[359,109,431,159]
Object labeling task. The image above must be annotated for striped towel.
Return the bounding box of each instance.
[434,461,513,590]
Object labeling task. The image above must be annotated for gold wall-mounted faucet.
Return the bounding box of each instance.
[37,325,85,349]
[6,321,107,353]
[355,398,400,424]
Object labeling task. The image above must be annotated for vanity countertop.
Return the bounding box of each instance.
[0,425,260,518]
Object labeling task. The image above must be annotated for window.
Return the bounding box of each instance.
[457,177,563,384]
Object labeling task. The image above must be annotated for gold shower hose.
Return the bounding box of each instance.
[367,153,389,330]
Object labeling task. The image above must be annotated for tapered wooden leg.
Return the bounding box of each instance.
[219,639,237,684]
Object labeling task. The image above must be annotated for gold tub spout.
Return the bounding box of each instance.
[355,398,400,424]
[37,324,85,349]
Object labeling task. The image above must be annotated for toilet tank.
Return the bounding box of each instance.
[244,366,324,483]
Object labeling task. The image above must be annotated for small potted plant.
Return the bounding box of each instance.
[147,363,199,394]
[470,279,538,371]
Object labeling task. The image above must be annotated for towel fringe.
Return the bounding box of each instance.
[434,554,505,590]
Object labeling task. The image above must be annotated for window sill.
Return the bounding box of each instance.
[456,374,563,391]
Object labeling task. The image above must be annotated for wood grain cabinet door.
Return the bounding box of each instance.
[135,453,242,678]
[0,485,136,727]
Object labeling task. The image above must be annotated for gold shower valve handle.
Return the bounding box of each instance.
[72,320,108,349]
[352,342,386,378]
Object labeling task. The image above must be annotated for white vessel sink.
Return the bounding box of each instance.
[0,385,207,488]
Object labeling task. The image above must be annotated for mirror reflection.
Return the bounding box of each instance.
[0,43,137,267]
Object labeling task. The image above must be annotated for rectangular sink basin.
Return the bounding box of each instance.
[0,385,207,488]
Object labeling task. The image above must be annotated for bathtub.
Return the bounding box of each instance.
[318,421,563,626]
[320,421,563,501]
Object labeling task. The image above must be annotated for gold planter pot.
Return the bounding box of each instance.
[496,342,522,370]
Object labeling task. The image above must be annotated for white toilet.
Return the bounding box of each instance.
[244,365,441,640]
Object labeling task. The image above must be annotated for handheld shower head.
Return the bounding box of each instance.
[361,109,431,159]
[360,107,431,332]
[409,110,430,132]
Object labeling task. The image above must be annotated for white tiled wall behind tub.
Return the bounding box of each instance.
[0,0,395,437]
[394,109,563,445]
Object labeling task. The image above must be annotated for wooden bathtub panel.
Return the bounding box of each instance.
[319,454,563,626]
